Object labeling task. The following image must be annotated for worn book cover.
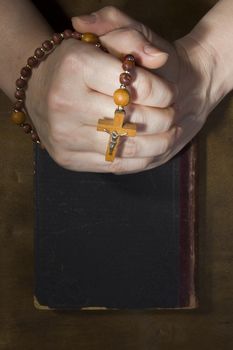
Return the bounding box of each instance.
[34,143,198,310]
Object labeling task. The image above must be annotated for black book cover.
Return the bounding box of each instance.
[34,143,198,310]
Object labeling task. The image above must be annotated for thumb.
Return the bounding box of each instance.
[71,6,137,36]
[72,7,169,69]
[72,6,171,53]
[100,28,169,69]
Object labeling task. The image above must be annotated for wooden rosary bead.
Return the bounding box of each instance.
[81,33,99,44]
[124,54,135,62]
[72,32,82,40]
[27,56,38,67]
[16,78,27,89]
[11,111,26,125]
[120,72,132,86]
[31,131,40,142]
[122,60,135,71]
[52,33,63,44]
[13,100,24,111]
[63,29,73,39]
[22,123,32,133]
[42,40,54,51]
[15,89,25,100]
[35,48,45,59]
[99,45,108,53]
[21,66,31,79]
[113,88,130,107]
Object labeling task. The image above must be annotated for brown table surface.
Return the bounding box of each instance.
[1,1,233,349]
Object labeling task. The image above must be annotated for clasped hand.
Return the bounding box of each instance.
[27,6,217,174]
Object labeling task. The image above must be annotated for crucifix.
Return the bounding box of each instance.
[97,110,137,162]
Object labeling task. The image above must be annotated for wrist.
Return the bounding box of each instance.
[0,0,53,100]
[174,31,230,119]
[189,28,233,97]
[186,0,233,97]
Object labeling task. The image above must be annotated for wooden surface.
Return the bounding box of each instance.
[1,0,233,349]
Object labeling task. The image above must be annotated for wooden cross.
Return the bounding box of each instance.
[97,110,137,162]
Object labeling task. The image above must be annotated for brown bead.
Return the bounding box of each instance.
[63,29,73,39]
[22,123,32,133]
[122,60,135,71]
[21,66,31,79]
[113,88,130,107]
[102,46,108,53]
[124,54,135,62]
[120,72,132,86]
[13,100,24,111]
[42,40,53,51]
[35,48,45,59]
[15,89,25,100]
[27,56,38,67]
[16,78,27,88]
[11,111,26,125]
[96,42,108,52]
[31,131,40,142]
[81,33,99,44]
[53,33,63,44]
[72,31,82,40]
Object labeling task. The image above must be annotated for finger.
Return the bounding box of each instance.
[78,90,176,135]
[72,6,137,36]
[83,46,176,107]
[117,126,183,158]
[100,28,168,70]
[53,149,154,174]
[71,6,171,53]
[72,10,168,69]
[59,121,181,160]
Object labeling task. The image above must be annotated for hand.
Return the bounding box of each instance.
[26,31,175,174]
[72,6,225,171]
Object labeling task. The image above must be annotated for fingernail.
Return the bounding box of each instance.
[144,44,168,57]
[76,14,96,23]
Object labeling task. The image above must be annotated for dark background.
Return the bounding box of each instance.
[0,0,233,349]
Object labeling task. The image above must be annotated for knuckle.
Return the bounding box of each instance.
[101,5,121,18]
[120,27,141,41]
[62,48,82,71]
[136,75,153,102]
[47,89,68,113]
[46,52,87,113]
[138,23,153,42]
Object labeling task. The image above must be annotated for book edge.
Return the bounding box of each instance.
[186,142,199,308]
[179,141,199,308]
[33,295,199,312]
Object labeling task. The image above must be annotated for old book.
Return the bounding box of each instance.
[34,143,198,310]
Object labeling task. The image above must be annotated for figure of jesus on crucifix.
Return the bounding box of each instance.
[97,110,137,162]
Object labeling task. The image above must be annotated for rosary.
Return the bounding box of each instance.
[10,30,137,162]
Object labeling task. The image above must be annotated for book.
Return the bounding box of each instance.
[34,142,198,310]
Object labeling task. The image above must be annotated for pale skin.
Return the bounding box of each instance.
[0,1,233,174]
